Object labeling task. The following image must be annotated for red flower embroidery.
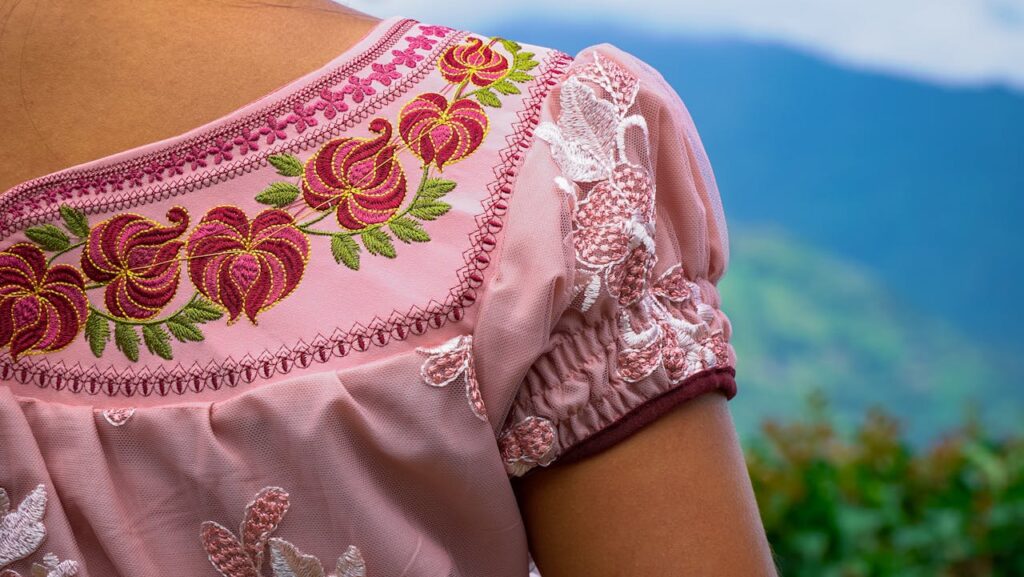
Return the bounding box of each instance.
[438,37,509,86]
[186,207,309,325]
[81,207,190,320]
[0,243,88,361]
[398,93,488,171]
[300,118,408,230]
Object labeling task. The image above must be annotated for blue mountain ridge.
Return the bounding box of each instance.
[486,19,1024,354]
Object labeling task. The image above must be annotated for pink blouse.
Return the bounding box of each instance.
[0,14,736,577]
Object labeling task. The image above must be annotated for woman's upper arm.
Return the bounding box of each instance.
[514,390,778,576]
[494,42,775,575]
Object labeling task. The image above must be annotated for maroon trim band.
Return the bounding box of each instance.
[552,366,738,468]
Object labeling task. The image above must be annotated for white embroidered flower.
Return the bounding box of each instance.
[0,484,47,569]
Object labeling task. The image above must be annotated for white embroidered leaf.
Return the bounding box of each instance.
[537,75,620,182]
[268,537,325,577]
[0,488,9,516]
[335,545,366,577]
[0,484,47,567]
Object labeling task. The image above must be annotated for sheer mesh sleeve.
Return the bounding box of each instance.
[496,43,737,478]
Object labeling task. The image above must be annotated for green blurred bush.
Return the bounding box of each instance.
[744,389,1024,577]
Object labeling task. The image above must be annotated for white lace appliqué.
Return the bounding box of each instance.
[0,484,79,577]
[535,51,729,386]
[416,334,487,421]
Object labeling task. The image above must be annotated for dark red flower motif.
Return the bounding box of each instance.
[398,93,489,171]
[81,207,190,320]
[438,37,509,86]
[301,117,407,230]
[0,243,88,360]
[186,207,309,325]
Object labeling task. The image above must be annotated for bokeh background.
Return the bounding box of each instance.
[347,2,1023,574]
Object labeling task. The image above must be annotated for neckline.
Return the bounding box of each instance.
[0,13,413,211]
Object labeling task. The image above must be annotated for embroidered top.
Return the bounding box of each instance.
[0,14,736,577]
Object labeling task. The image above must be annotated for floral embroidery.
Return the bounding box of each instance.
[497,416,556,477]
[300,118,408,229]
[186,207,310,325]
[0,244,88,361]
[0,484,47,567]
[439,36,510,87]
[398,93,489,171]
[268,540,365,577]
[416,334,487,421]
[0,40,573,395]
[100,407,135,426]
[535,51,731,389]
[0,20,447,229]
[200,486,365,577]
[80,207,189,320]
[0,484,78,577]
[0,552,79,577]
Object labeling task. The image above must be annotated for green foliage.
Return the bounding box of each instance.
[255,182,301,208]
[59,204,90,238]
[267,153,304,177]
[745,389,1024,576]
[331,235,361,270]
[361,228,396,258]
[25,224,71,252]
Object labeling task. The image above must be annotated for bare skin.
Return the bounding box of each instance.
[516,391,780,576]
[0,0,382,192]
[0,3,778,574]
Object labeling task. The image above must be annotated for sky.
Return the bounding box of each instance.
[341,0,1024,91]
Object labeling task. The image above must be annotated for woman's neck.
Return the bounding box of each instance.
[0,0,382,192]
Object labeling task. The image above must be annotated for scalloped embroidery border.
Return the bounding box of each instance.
[0,17,452,238]
[0,48,576,397]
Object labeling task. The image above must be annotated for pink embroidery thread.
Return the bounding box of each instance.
[200,486,366,577]
[416,334,487,421]
[0,47,574,396]
[535,51,732,387]
[0,19,437,233]
[497,416,556,477]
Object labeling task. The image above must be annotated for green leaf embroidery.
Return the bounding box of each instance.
[84,312,110,358]
[331,235,361,270]
[178,296,224,323]
[255,182,301,208]
[142,324,173,360]
[389,217,431,243]
[420,178,457,200]
[166,318,205,342]
[114,323,140,362]
[514,52,540,71]
[59,205,90,238]
[408,200,452,221]
[475,89,502,108]
[508,70,534,83]
[491,80,521,95]
[25,224,71,252]
[267,153,304,177]
[499,38,521,54]
[361,228,396,258]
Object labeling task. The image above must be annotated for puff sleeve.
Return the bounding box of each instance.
[496,43,737,477]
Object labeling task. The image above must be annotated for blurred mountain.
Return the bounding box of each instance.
[490,19,1024,350]
[722,226,1023,445]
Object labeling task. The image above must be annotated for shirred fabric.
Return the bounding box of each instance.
[494,43,737,478]
[0,15,736,577]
